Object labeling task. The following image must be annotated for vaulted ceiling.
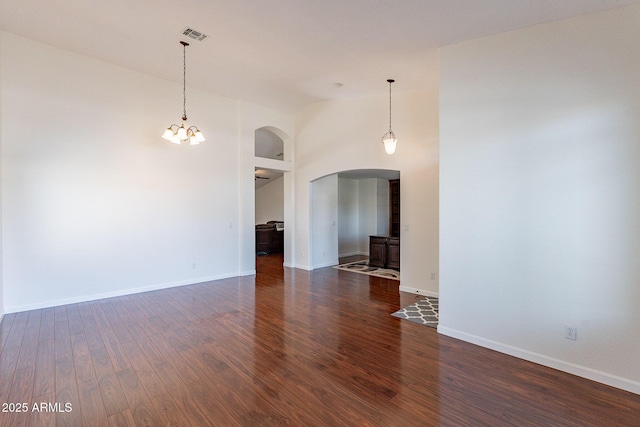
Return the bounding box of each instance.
[1,0,637,113]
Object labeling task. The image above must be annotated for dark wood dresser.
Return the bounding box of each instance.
[369,236,400,270]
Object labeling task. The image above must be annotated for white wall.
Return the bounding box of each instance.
[338,177,391,258]
[338,177,359,257]
[310,174,338,269]
[357,178,377,255]
[255,175,284,224]
[357,178,390,254]
[0,30,4,320]
[1,33,293,311]
[295,91,439,294]
[439,4,640,394]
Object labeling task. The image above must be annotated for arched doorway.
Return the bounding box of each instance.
[309,168,400,270]
[253,127,293,273]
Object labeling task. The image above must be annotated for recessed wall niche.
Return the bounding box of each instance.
[255,128,284,160]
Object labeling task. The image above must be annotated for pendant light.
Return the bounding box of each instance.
[381,79,397,155]
[162,41,206,145]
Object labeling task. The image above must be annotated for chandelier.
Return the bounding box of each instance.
[162,41,206,145]
[381,79,397,155]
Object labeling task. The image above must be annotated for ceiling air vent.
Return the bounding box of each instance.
[182,27,208,41]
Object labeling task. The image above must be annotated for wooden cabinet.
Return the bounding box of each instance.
[387,237,400,270]
[369,236,388,268]
[389,179,400,238]
[369,236,400,271]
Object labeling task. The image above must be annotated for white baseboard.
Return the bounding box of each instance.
[4,272,242,314]
[399,285,439,298]
[241,270,256,276]
[437,325,640,396]
[338,251,368,258]
[311,260,338,270]
[283,262,295,268]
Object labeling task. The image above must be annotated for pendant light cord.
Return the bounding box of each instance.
[387,79,394,131]
[388,80,392,131]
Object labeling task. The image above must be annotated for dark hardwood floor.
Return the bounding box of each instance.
[1,254,639,426]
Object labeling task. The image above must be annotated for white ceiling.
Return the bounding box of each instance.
[255,168,283,189]
[1,0,637,113]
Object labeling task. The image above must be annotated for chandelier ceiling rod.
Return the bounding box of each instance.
[182,41,188,121]
[162,41,205,145]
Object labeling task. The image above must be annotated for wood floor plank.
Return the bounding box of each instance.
[54,318,73,361]
[101,302,135,344]
[37,308,56,343]
[108,299,137,327]
[16,317,39,370]
[33,339,56,398]
[77,378,108,427]
[149,358,189,394]
[156,342,202,385]
[119,339,167,399]
[0,345,21,400]
[71,333,96,383]
[107,409,136,427]
[66,304,85,336]
[147,392,191,427]
[80,313,105,354]
[54,305,68,324]
[3,311,29,350]
[153,292,196,326]
[98,326,132,372]
[97,370,129,418]
[116,367,167,427]
[0,312,16,352]
[0,253,639,426]
[27,392,56,427]
[158,326,191,352]
[3,367,35,427]
[124,323,166,362]
[54,356,83,427]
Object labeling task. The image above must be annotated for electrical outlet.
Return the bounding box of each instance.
[564,326,577,340]
[430,272,436,280]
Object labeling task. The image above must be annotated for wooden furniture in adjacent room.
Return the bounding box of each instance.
[256,224,275,255]
[369,235,400,270]
[387,237,400,270]
[389,179,400,238]
[255,221,284,254]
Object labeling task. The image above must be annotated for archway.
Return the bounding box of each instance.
[252,126,294,272]
[309,168,400,270]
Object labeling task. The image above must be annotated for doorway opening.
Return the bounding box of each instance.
[309,169,400,271]
[254,127,289,275]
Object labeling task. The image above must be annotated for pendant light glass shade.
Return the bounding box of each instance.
[381,79,397,154]
[162,41,205,145]
[382,130,397,155]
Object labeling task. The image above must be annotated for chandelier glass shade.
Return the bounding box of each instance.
[162,41,205,145]
[382,79,397,155]
[162,120,205,145]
